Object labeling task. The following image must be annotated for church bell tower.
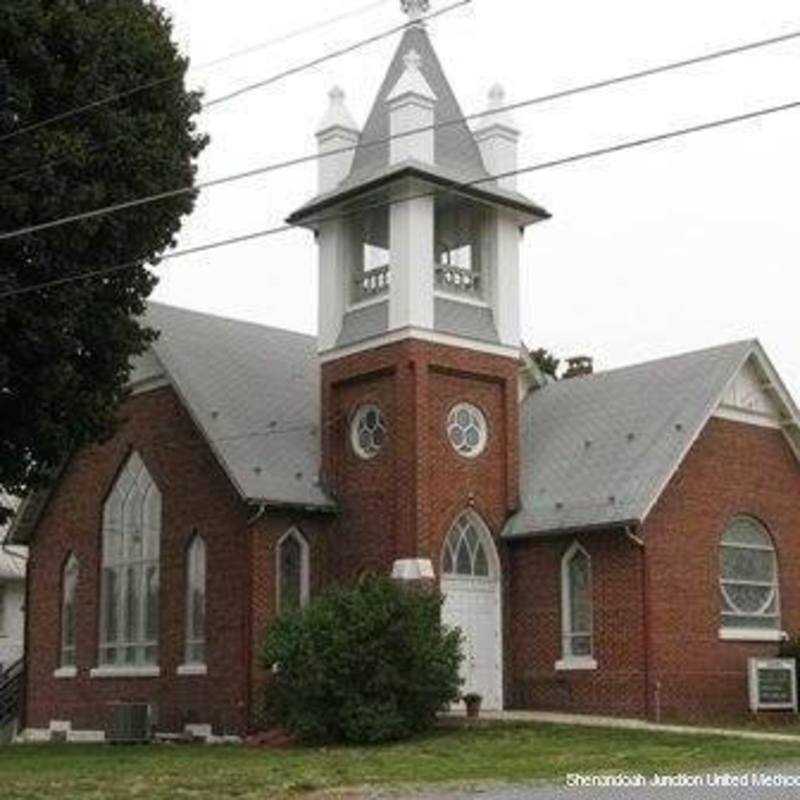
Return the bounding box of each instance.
[287,1,549,581]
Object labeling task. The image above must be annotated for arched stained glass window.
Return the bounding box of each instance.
[100,452,161,667]
[277,528,309,613]
[185,534,206,665]
[61,554,79,668]
[442,513,491,578]
[561,543,593,660]
[720,517,780,631]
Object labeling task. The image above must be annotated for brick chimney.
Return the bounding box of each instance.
[563,356,594,379]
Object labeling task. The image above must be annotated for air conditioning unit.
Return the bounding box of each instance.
[108,703,153,744]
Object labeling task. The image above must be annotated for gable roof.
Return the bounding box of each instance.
[504,339,800,539]
[144,303,335,511]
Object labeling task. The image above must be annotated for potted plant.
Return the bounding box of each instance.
[463,693,483,719]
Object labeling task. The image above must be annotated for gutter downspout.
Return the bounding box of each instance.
[625,525,651,721]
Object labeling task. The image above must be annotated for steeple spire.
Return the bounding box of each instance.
[401,0,430,25]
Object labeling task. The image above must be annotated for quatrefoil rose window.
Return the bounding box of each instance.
[350,404,387,460]
[447,403,488,458]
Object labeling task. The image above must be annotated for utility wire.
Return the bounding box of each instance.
[1,96,799,302]
[0,0,398,185]
[200,0,470,110]
[0,0,407,146]
[1,23,798,239]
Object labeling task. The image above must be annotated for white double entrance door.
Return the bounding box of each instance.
[441,575,503,710]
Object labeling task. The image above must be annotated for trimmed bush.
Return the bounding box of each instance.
[262,576,463,744]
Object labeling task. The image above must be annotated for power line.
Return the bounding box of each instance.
[0,0,398,185]
[1,95,798,302]
[2,23,797,240]
[200,0,470,110]
[0,0,402,147]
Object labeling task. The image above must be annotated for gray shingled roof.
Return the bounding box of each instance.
[337,301,389,348]
[145,303,334,510]
[435,297,499,343]
[505,340,759,538]
[349,25,489,186]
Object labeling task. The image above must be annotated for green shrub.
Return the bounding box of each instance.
[262,576,463,744]
[779,635,800,659]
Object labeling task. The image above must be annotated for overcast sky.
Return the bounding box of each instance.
[153,0,800,396]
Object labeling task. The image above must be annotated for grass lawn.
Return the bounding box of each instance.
[2,722,800,799]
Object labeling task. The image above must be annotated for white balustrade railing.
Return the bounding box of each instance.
[435,265,481,296]
[355,264,390,302]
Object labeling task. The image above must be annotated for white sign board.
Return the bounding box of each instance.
[748,658,797,713]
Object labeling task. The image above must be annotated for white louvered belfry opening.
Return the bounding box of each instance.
[440,511,503,710]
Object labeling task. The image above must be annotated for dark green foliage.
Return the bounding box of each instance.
[0,1,208,522]
[262,577,463,745]
[531,347,560,380]
[778,635,800,659]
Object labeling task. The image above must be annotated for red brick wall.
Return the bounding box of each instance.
[24,387,253,735]
[320,339,519,581]
[642,416,800,721]
[248,512,332,728]
[506,531,647,717]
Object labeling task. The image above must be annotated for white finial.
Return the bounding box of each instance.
[404,49,423,72]
[401,0,430,23]
[317,85,359,135]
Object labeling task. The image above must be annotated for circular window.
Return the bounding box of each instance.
[350,404,387,460]
[447,403,488,458]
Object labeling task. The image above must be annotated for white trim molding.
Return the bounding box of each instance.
[53,666,77,680]
[318,326,520,363]
[177,663,208,676]
[89,665,160,679]
[555,657,598,671]
[719,628,787,642]
[433,290,491,310]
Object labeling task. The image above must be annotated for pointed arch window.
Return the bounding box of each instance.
[720,517,780,633]
[185,534,207,666]
[442,513,491,578]
[277,528,310,613]
[61,554,79,668]
[99,452,161,668]
[558,543,595,669]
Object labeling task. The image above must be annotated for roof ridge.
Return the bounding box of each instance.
[582,339,756,382]
[146,301,318,343]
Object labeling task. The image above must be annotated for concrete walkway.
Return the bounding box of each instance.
[443,709,800,744]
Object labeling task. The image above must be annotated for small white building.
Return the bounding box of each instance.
[0,496,26,673]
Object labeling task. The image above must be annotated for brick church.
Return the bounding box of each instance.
[10,2,800,739]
